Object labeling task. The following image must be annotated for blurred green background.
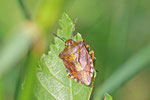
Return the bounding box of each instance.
[0,0,150,100]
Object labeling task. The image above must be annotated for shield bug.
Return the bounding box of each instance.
[53,19,95,86]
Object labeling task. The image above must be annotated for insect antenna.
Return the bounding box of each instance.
[52,33,65,42]
[71,18,77,39]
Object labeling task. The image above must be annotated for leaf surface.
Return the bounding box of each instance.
[34,13,94,100]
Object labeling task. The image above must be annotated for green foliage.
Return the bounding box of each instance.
[94,42,150,100]
[0,24,33,78]
[104,93,113,100]
[34,13,94,100]
[1,0,150,100]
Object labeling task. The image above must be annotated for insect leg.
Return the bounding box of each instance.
[86,45,91,52]
[86,45,95,62]
[89,51,94,62]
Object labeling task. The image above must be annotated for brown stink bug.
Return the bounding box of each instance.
[53,19,95,86]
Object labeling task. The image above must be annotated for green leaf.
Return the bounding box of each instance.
[34,13,94,100]
[104,93,113,100]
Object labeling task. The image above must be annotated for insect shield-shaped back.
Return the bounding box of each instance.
[53,19,94,85]
[59,39,94,86]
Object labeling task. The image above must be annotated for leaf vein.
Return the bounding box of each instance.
[37,78,56,100]
[44,62,69,87]
[73,85,84,96]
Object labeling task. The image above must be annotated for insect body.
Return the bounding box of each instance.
[53,19,95,85]
[59,39,95,85]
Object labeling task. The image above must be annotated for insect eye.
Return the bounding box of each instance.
[65,43,69,46]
